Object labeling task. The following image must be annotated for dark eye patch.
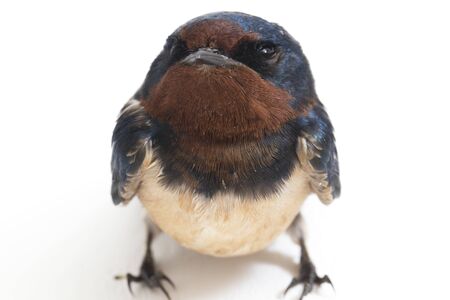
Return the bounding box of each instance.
[232,40,281,75]
[165,36,191,62]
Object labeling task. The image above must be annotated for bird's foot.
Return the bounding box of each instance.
[284,260,333,300]
[115,268,175,300]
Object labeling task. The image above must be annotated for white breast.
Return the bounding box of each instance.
[137,161,311,257]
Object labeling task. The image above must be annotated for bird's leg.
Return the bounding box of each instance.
[115,221,175,300]
[284,214,333,300]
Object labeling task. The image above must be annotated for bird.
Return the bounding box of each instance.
[111,11,340,300]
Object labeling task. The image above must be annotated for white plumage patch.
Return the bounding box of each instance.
[137,161,311,257]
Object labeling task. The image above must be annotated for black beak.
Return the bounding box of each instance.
[181,48,242,67]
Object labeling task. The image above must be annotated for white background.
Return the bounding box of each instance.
[1,1,449,300]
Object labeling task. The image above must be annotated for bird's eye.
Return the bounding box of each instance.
[256,42,278,59]
[165,36,189,61]
[232,40,281,73]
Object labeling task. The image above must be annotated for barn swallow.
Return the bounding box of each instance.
[111,12,340,300]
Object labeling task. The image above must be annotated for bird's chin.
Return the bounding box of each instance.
[143,60,295,141]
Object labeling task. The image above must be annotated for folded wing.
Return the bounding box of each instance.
[111,99,154,204]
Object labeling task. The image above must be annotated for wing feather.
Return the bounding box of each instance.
[296,103,340,204]
[111,99,154,204]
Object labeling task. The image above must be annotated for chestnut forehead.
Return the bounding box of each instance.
[179,19,260,52]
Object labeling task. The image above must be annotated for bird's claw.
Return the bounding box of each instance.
[116,270,175,300]
[284,268,333,300]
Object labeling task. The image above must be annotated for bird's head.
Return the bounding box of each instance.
[137,12,316,142]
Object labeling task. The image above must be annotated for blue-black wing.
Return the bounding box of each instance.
[296,102,340,204]
[111,99,154,205]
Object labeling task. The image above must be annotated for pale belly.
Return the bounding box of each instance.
[137,162,311,257]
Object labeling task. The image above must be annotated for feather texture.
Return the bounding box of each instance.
[111,99,154,204]
[296,103,340,204]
